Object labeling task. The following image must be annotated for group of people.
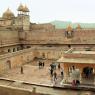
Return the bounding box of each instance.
[38,61,45,69]
[49,63,64,82]
[83,67,93,78]
[20,62,64,83]
[70,66,80,86]
[72,79,80,86]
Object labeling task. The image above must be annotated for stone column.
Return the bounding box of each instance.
[63,63,69,78]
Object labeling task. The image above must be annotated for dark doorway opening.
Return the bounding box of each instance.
[68,45,71,48]
[6,60,11,69]
[83,67,93,78]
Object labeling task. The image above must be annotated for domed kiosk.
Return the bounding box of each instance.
[2,8,15,19]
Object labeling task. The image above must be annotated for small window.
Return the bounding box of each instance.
[8,49,11,53]
[27,46,31,48]
[13,48,15,52]
[68,45,71,48]
[85,47,91,51]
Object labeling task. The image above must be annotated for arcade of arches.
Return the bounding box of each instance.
[63,63,95,78]
[33,50,64,60]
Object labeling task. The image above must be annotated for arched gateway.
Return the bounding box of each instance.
[82,67,93,78]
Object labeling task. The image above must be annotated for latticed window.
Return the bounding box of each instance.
[65,30,74,38]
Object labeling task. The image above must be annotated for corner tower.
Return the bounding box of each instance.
[16,4,30,31]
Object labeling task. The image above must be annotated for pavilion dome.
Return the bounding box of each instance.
[2,8,15,19]
[22,5,29,12]
[17,4,24,11]
[66,25,72,31]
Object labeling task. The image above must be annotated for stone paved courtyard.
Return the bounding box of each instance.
[2,65,54,86]
[0,62,95,95]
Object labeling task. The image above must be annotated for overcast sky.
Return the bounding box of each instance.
[0,0,95,23]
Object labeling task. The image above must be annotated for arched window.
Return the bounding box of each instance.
[8,49,11,53]
[13,48,16,52]
[6,60,11,69]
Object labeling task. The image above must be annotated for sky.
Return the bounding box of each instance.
[0,0,95,23]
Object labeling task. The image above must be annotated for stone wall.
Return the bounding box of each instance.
[0,85,32,95]
[0,19,12,26]
[31,23,55,32]
[31,47,65,59]
[64,53,95,59]
[0,46,68,74]
[0,45,22,53]
[0,30,20,47]
[72,29,95,44]
[0,85,45,95]
[0,48,34,74]
[0,24,95,52]
[23,29,65,44]
[20,28,95,45]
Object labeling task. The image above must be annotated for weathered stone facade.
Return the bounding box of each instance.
[0,4,95,74]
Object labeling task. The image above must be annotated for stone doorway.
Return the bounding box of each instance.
[81,67,95,85]
[82,67,93,78]
[6,60,11,69]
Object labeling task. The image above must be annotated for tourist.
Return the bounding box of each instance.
[76,80,80,85]
[38,61,42,69]
[50,63,56,70]
[54,64,56,70]
[38,61,40,69]
[21,66,24,74]
[61,70,64,79]
[53,71,57,81]
[72,65,75,70]
[58,63,61,69]
[85,69,89,78]
[42,62,45,68]
[50,68,53,77]
[72,80,76,86]
[50,64,53,70]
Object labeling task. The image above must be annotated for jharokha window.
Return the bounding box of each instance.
[65,30,74,38]
[65,25,74,38]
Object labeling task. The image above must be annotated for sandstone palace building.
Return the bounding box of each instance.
[0,4,95,74]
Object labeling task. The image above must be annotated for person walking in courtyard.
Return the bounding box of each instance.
[21,66,24,74]
[50,64,53,70]
[38,61,42,69]
[61,70,64,79]
[38,61,40,69]
[53,71,57,81]
[42,62,45,68]
[58,63,61,69]
[50,68,53,77]
[72,65,75,70]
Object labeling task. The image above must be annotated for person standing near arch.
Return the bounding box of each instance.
[21,66,24,74]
